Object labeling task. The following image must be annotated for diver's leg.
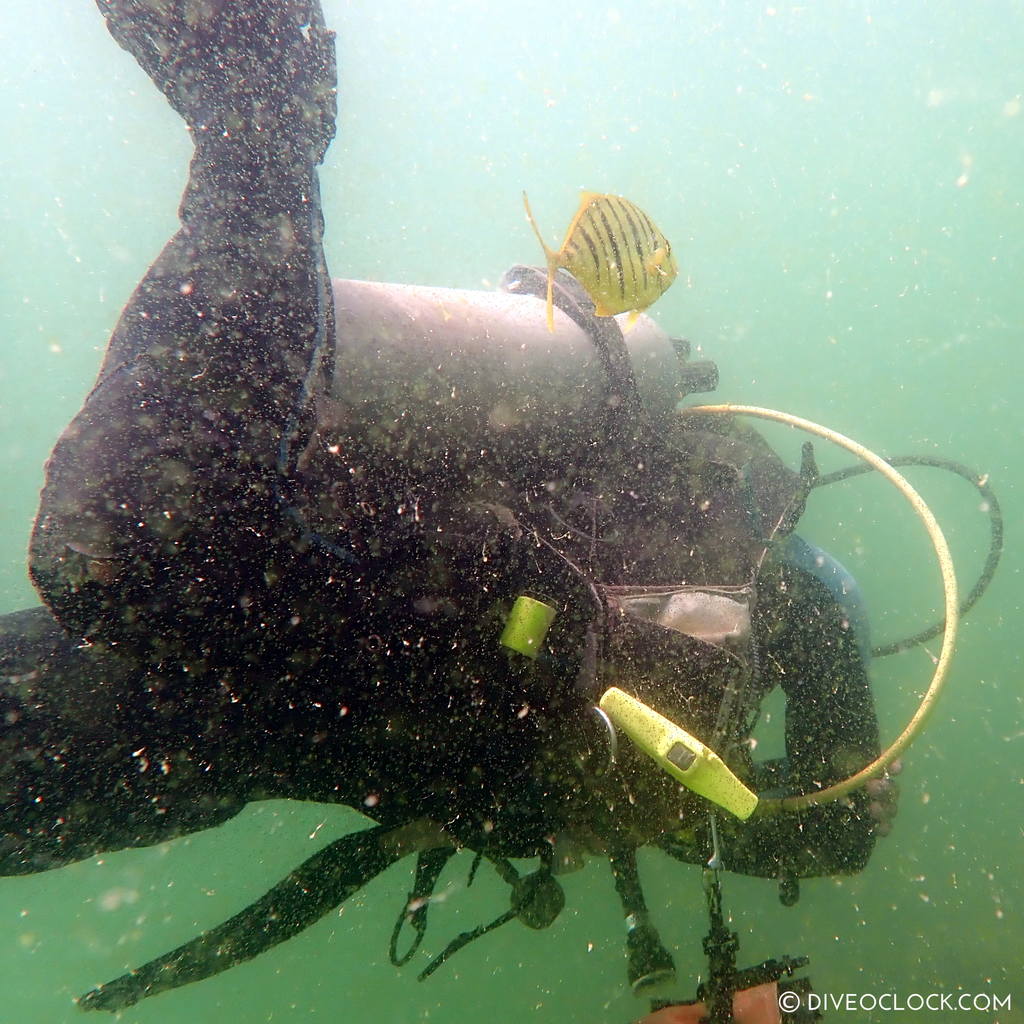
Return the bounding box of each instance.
[78,823,415,1011]
[29,0,338,656]
[0,608,247,875]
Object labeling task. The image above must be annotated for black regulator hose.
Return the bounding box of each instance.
[813,454,1003,658]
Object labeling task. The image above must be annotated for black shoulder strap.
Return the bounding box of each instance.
[500,264,647,441]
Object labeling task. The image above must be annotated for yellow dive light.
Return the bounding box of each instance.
[599,687,758,820]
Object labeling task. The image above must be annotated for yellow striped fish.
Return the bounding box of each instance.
[523,190,678,332]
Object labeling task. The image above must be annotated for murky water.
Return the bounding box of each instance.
[1,2,1021,1021]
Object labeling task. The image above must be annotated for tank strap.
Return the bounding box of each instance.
[500,264,648,440]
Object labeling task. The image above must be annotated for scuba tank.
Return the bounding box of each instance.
[326,273,717,468]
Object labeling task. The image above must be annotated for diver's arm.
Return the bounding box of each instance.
[753,557,881,875]
[689,557,882,882]
[0,607,248,875]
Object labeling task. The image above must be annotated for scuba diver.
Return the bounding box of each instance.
[3,0,999,1019]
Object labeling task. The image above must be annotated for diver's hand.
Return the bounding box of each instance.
[865,758,902,837]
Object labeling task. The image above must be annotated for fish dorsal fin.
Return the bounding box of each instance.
[522,191,560,332]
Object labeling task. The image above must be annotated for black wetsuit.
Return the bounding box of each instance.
[1,0,879,999]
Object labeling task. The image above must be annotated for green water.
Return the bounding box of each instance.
[1,1,1021,1021]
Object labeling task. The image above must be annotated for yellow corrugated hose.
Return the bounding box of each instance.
[682,404,959,814]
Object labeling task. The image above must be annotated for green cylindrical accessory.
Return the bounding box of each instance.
[500,596,556,659]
